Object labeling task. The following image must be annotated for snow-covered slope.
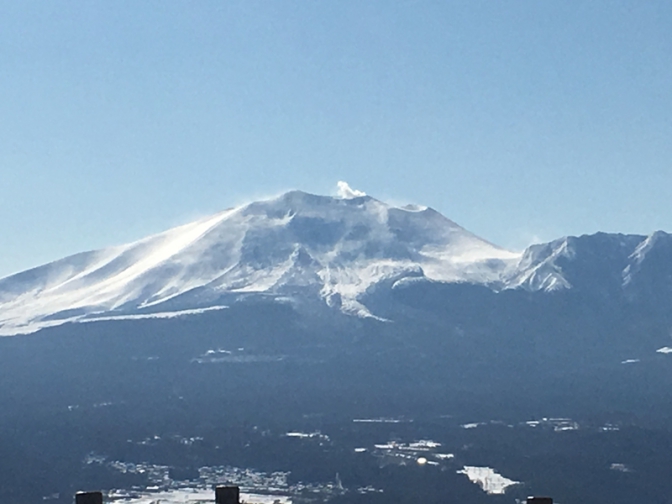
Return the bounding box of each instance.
[506,231,672,297]
[0,186,520,335]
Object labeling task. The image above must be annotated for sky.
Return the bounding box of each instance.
[1,0,671,278]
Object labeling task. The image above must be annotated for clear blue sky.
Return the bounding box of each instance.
[1,1,671,278]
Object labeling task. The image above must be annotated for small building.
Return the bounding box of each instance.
[75,491,103,504]
[216,485,240,504]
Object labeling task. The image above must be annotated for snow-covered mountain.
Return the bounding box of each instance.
[1,184,670,336]
[505,231,672,298]
[0,185,519,335]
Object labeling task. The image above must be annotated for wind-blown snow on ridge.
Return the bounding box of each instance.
[0,189,520,335]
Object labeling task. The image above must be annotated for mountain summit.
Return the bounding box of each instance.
[0,186,519,335]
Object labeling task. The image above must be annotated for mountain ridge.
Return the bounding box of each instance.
[0,187,669,335]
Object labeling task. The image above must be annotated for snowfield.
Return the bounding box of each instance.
[457,466,519,495]
[108,489,291,504]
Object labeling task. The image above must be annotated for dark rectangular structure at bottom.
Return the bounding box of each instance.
[527,498,553,504]
[216,485,240,504]
[76,492,103,504]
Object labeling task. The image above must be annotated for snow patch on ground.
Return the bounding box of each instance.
[457,466,519,495]
[353,417,409,423]
[285,431,329,441]
[84,306,229,322]
[108,488,291,504]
